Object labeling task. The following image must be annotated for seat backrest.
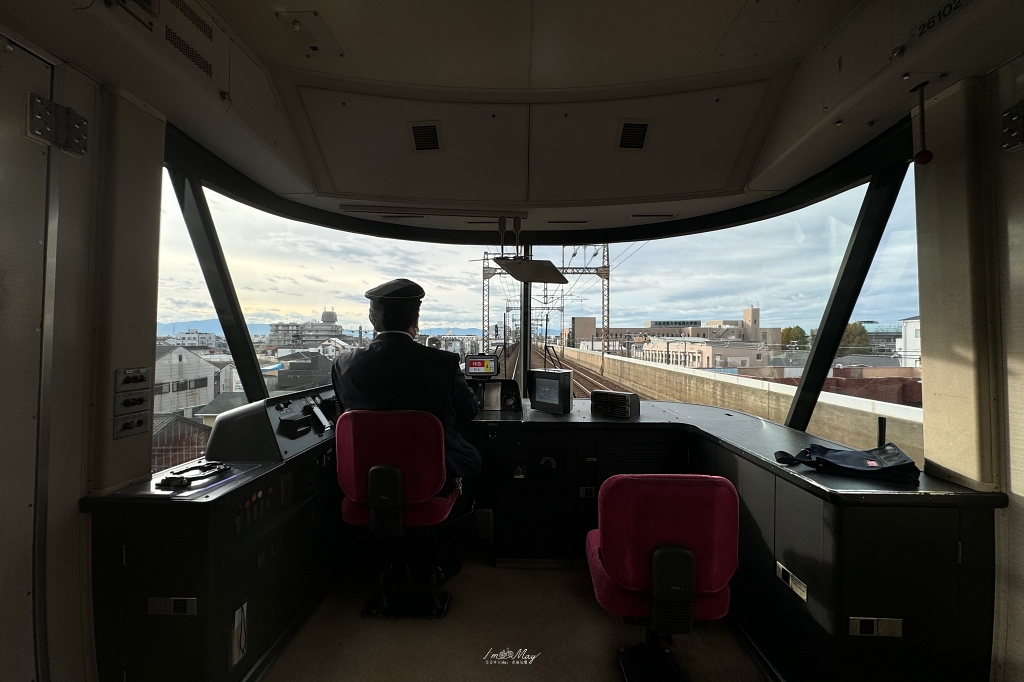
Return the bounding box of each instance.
[598,474,738,595]
[335,410,446,505]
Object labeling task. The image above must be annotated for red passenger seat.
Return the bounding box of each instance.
[335,410,460,617]
[586,474,739,681]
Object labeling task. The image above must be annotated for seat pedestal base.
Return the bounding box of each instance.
[616,642,686,682]
[363,591,450,618]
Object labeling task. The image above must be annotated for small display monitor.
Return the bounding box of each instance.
[527,369,573,415]
[465,354,500,378]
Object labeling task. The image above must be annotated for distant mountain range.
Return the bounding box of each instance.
[156,319,269,336]
[157,319,482,338]
[420,327,482,337]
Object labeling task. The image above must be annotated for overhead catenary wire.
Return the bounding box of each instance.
[574,240,650,299]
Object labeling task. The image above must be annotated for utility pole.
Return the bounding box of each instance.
[520,244,532,396]
[482,251,498,354]
[560,244,610,374]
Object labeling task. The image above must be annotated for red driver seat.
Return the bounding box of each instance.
[586,474,739,681]
[335,410,461,617]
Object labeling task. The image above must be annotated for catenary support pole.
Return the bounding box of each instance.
[520,244,532,398]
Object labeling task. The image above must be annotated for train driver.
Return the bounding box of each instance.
[331,278,482,505]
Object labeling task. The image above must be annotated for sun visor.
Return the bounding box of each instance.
[494,257,568,284]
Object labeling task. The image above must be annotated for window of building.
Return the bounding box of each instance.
[810,171,922,460]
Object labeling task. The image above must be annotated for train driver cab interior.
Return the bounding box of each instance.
[4,2,1024,682]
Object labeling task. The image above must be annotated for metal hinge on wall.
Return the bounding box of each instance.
[27,92,88,156]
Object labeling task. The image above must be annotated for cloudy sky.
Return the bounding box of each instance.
[156,170,919,334]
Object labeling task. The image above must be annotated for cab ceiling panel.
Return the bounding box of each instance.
[209,1,532,89]
[528,82,769,203]
[529,0,858,89]
[750,0,1024,191]
[159,0,229,98]
[298,88,529,202]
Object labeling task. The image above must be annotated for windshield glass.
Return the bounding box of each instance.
[532,182,868,423]
[207,192,488,395]
[176,177,921,454]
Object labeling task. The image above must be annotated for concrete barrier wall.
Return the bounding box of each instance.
[559,346,925,465]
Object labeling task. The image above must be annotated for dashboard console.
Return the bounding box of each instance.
[81,384,1005,682]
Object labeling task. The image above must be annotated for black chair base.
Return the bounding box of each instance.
[616,642,686,682]
[363,591,451,618]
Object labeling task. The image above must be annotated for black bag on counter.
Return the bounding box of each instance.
[774,443,920,485]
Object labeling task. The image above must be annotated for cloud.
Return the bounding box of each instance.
[156,171,920,332]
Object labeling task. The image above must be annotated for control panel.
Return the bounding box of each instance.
[115,366,151,390]
[468,378,522,413]
[114,389,150,416]
[204,385,340,462]
[113,366,152,439]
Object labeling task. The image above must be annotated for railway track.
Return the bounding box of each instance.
[530,345,653,399]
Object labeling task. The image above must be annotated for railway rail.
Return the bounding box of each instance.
[530,345,654,399]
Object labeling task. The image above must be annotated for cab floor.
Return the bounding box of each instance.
[263,553,767,682]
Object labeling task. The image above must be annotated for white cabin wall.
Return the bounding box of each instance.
[88,91,165,496]
[910,52,1024,678]
[43,63,103,682]
[0,31,57,682]
[913,80,997,487]
[989,53,1024,682]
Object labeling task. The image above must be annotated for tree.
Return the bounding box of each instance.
[781,325,808,347]
[839,322,871,354]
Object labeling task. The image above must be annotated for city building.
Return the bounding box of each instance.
[857,321,904,354]
[268,309,346,347]
[641,337,772,369]
[318,337,353,360]
[210,361,243,394]
[194,392,250,427]
[171,328,222,348]
[567,307,781,351]
[153,346,217,414]
[276,352,333,391]
[895,315,922,367]
[681,307,782,345]
[150,414,212,472]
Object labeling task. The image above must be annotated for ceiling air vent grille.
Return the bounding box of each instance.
[411,124,441,151]
[619,122,649,149]
[165,26,212,77]
[170,0,214,41]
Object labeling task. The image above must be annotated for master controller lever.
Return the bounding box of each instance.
[304,403,332,433]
